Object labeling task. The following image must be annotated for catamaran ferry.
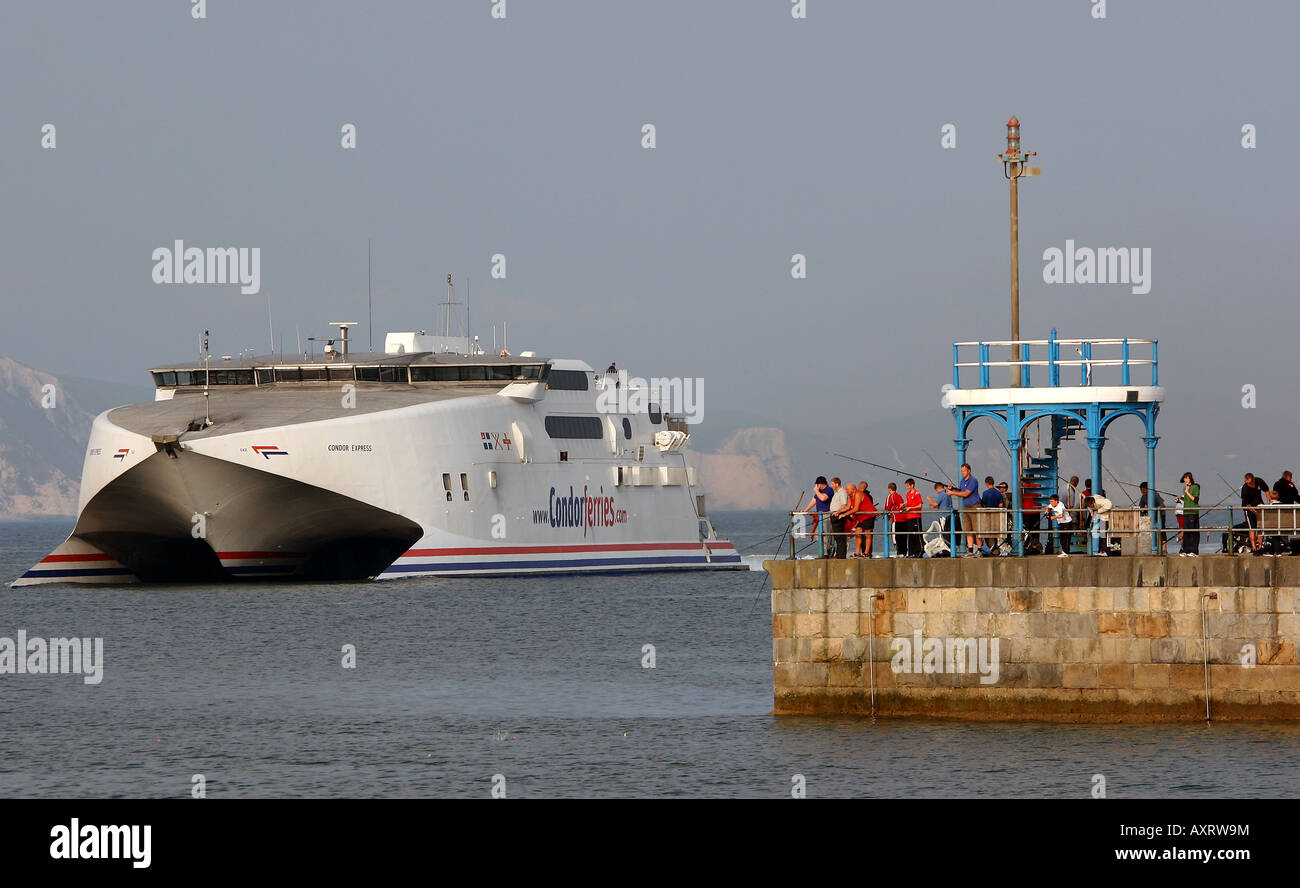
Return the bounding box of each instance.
[13,323,740,585]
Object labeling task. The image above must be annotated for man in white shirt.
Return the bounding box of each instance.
[1087,494,1114,555]
[827,477,850,559]
[1046,494,1073,557]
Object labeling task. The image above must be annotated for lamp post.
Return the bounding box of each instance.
[997,117,1041,387]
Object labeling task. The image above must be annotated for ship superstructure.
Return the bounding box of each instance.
[14,326,739,585]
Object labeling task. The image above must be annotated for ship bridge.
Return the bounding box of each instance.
[944,329,1162,555]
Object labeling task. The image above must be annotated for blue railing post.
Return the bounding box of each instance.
[1080,341,1092,385]
[953,343,960,389]
[1020,342,1030,387]
[1152,340,1158,386]
[1049,328,1059,386]
[1122,338,1130,385]
[979,342,989,388]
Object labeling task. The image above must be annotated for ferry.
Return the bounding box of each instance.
[12,322,740,585]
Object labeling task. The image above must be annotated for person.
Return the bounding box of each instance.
[853,482,877,558]
[606,362,617,374]
[1179,472,1200,556]
[827,477,849,559]
[1066,476,1081,528]
[1080,479,1094,536]
[902,479,924,557]
[801,477,833,538]
[997,482,1012,549]
[926,481,954,542]
[1045,494,1073,557]
[947,464,981,556]
[1021,477,1043,552]
[1242,473,1264,554]
[1274,471,1299,505]
[1086,493,1113,555]
[980,476,1004,508]
[883,482,905,557]
[1138,482,1167,554]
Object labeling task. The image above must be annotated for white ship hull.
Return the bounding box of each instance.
[14,351,740,585]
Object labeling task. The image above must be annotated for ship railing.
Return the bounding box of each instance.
[952,329,1157,389]
[783,505,1300,558]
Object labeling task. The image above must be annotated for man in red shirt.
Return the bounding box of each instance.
[903,478,925,557]
[883,482,905,557]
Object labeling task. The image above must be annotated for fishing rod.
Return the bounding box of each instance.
[826,451,954,490]
[921,448,956,486]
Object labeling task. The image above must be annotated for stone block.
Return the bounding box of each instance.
[924,612,946,637]
[1242,558,1274,588]
[1098,663,1133,687]
[825,588,858,614]
[793,559,827,589]
[1274,559,1300,587]
[1067,612,1100,638]
[1151,638,1185,663]
[1169,611,1201,639]
[1203,612,1240,639]
[893,560,922,588]
[1028,662,1064,688]
[793,612,826,639]
[1279,614,1300,638]
[1067,637,1100,661]
[959,558,996,587]
[828,661,865,687]
[774,662,798,689]
[907,589,941,612]
[795,662,829,687]
[827,559,861,589]
[924,558,961,588]
[1132,614,1171,638]
[1095,558,1129,587]
[1026,558,1062,589]
[764,559,795,591]
[859,611,892,637]
[892,612,925,635]
[1132,664,1171,689]
[997,559,1029,587]
[771,588,794,615]
[1002,612,1031,639]
[1240,613,1279,639]
[1273,588,1293,614]
[1259,640,1296,665]
[976,587,1009,613]
[772,613,794,638]
[1204,557,1240,587]
[947,588,978,612]
[828,614,859,638]
[1063,663,1100,688]
[1009,587,1042,613]
[1168,664,1203,689]
[1098,612,1128,635]
[1167,558,1202,588]
[773,637,795,662]
[1131,556,1167,587]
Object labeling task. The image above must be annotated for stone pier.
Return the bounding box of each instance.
[764,556,1300,722]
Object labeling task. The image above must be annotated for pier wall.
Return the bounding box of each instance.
[764,556,1300,722]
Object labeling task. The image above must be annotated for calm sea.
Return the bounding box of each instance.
[2,512,1298,798]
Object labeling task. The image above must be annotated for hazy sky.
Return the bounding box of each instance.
[2,1,1297,490]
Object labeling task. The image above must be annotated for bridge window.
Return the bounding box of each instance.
[547,369,589,391]
[544,415,604,439]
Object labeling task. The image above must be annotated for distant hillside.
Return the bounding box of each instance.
[0,356,151,518]
[691,427,796,510]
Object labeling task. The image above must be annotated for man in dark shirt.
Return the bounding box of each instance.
[979,476,1004,508]
[1274,471,1299,505]
[1138,482,1168,554]
[1243,473,1265,553]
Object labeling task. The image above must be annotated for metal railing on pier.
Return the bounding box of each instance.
[787,505,1300,558]
[952,330,1158,389]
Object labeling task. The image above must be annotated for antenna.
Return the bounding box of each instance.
[466,277,470,353]
[367,238,373,351]
[296,324,302,358]
[266,293,274,353]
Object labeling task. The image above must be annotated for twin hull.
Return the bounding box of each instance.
[14,386,740,585]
